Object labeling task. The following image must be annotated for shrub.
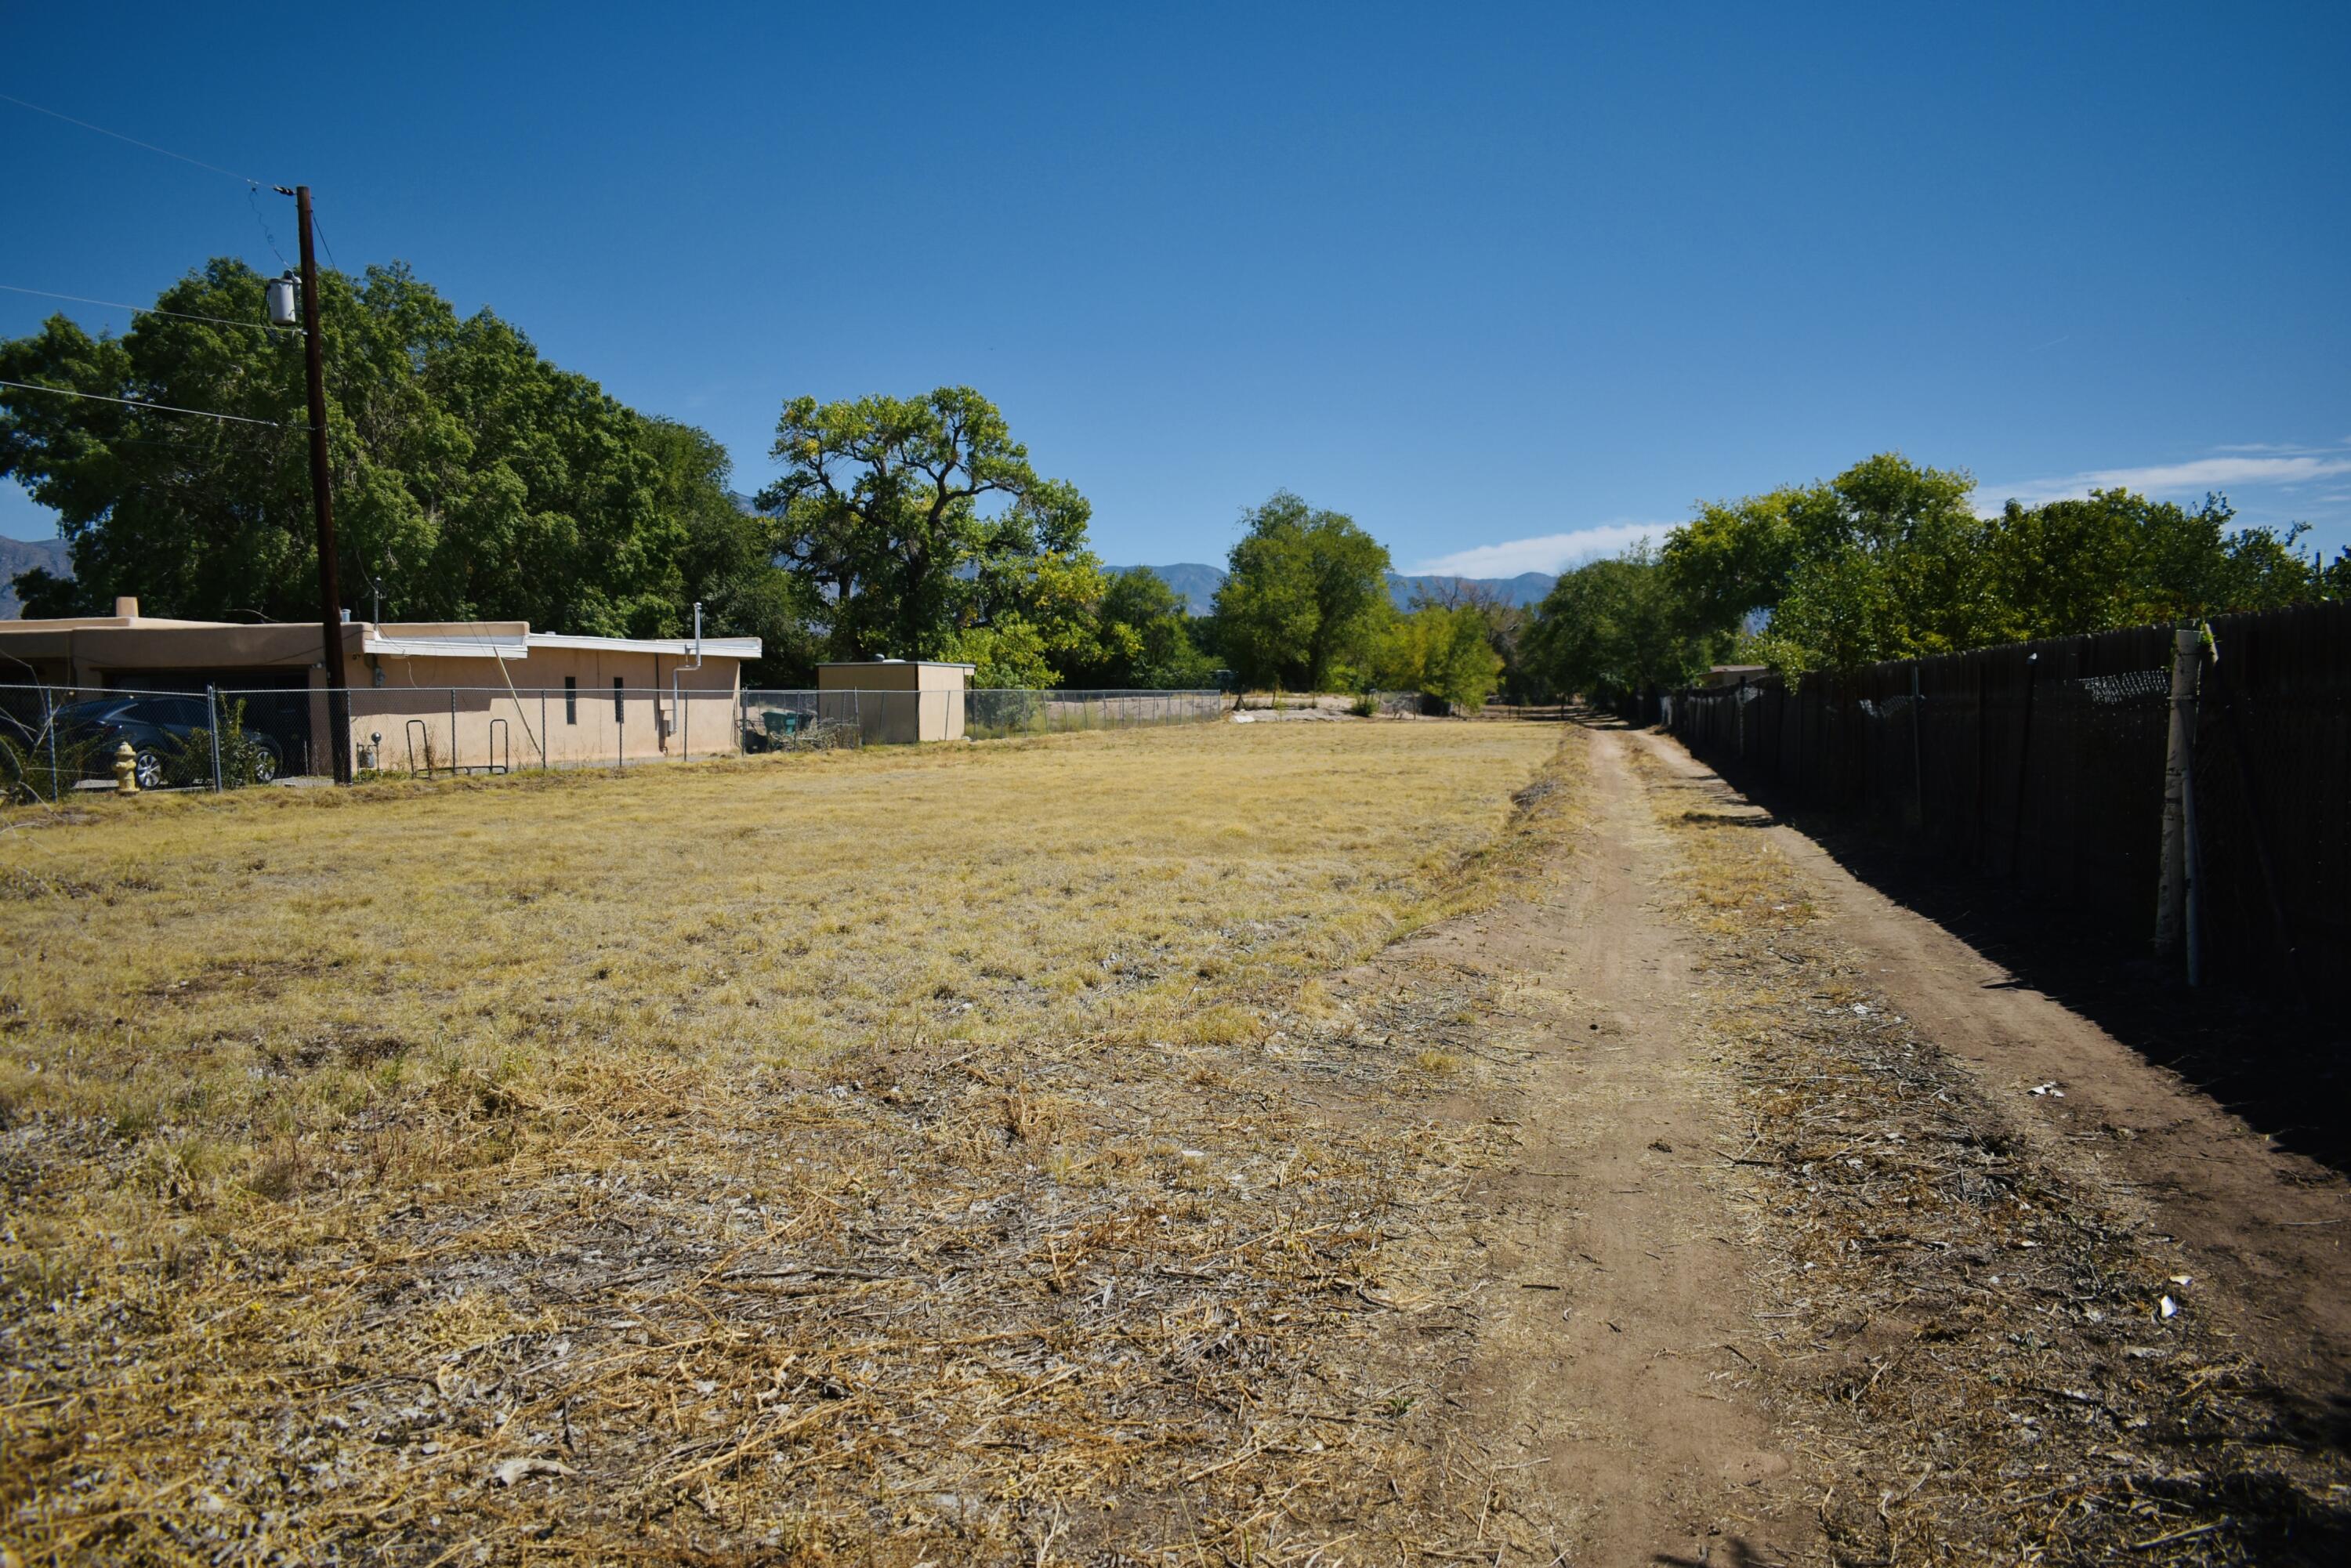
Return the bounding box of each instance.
[164,698,276,789]
[0,724,100,803]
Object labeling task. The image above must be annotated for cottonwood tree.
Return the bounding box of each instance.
[756,386,1107,683]
[1212,491,1392,690]
[1524,544,1714,701]
[1,259,758,640]
[1065,568,1216,688]
[1983,488,2318,638]
[1660,453,2330,673]
[1371,603,1505,711]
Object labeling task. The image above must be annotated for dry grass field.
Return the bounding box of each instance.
[0,720,1567,1564]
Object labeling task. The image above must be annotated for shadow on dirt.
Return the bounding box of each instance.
[1600,710,2351,1177]
[1775,813,2351,1175]
[1654,1541,1786,1567]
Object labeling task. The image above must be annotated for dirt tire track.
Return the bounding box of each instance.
[1415,717,2351,1565]
[1628,726,2351,1410]
[1407,724,1820,1564]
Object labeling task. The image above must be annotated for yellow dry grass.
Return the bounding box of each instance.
[1,719,1567,1565]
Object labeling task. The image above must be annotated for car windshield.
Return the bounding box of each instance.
[53,700,132,723]
[132,696,207,725]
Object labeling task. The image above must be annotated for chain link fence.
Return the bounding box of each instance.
[2,683,1226,800]
[962,688,1224,738]
[1656,599,2349,988]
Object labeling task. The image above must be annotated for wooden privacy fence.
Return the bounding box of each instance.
[1657,599,2350,989]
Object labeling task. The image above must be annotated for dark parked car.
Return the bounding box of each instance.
[49,693,282,788]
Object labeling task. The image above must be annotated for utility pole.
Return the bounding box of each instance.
[289,184,353,783]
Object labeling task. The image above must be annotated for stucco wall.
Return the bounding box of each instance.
[815,662,973,743]
[355,648,742,771]
[0,619,751,774]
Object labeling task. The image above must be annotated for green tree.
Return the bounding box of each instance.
[1660,454,1994,674]
[944,548,1115,687]
[1371,603,1505,711]
[644,420,824,686]
[1076,568,1216,687]
[1524,545,1714,700]
[2319,546,2351,601]
[1658,487,1803,636]
[757,387,1102,683]
[1,259,750,640]
[1976,487,2317,643]
[1656,455,2334,678]
[1212,491,1393,690]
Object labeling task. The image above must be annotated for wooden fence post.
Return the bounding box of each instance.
[2154,622,2202,971]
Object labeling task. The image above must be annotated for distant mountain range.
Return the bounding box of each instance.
[1386,570,1557,610]
[1107,563,1556,616]
[1,536,70,619]
[724,491,1555,616]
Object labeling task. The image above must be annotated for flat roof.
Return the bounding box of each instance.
[816,659,976,669]
[0,614,225,632]
[529,632,762,659]
[1,614,758,662]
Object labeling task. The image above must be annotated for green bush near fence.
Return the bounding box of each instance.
[163,698,275,790]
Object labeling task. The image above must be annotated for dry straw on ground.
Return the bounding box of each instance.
[2,721,1567,1565]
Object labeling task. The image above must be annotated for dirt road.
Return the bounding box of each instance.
[1405,719,2351,1564]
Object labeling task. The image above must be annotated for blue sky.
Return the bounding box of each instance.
[5,1,2347,576]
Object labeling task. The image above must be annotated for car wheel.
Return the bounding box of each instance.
[134,748,166,789]
[252,742,281,784]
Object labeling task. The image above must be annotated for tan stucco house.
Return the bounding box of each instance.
[0,599,759,774]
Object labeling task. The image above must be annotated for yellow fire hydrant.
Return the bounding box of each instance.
[114,741,139,795]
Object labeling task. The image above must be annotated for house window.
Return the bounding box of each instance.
[614,677,625,723]
[563,676,577,725]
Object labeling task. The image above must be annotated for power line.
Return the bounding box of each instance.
[308,201,342,273]
[0,378,298,429]
[0,92,305,285]
[248,182,291,267]
[0,283,276,333]
[0,91,272,186]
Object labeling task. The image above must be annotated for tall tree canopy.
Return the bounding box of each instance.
[756,387,1106,684]
[1370,602,1505,711]
[1980,488,2318,639]
[1,258,764,644]
[1211,491,1392,690]
[1656,453,2329,675]
[1067,568,1217,688]
[1524,545,1715,700]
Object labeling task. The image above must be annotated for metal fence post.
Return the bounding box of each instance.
[541,690,549,770]
[207,685,223,792]
[42,686,58,803]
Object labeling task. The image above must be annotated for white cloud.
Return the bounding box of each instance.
[1410,522,1668,578]
[1979,452,2351,510]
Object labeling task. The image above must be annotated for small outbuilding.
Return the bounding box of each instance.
[815,660,974,744]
